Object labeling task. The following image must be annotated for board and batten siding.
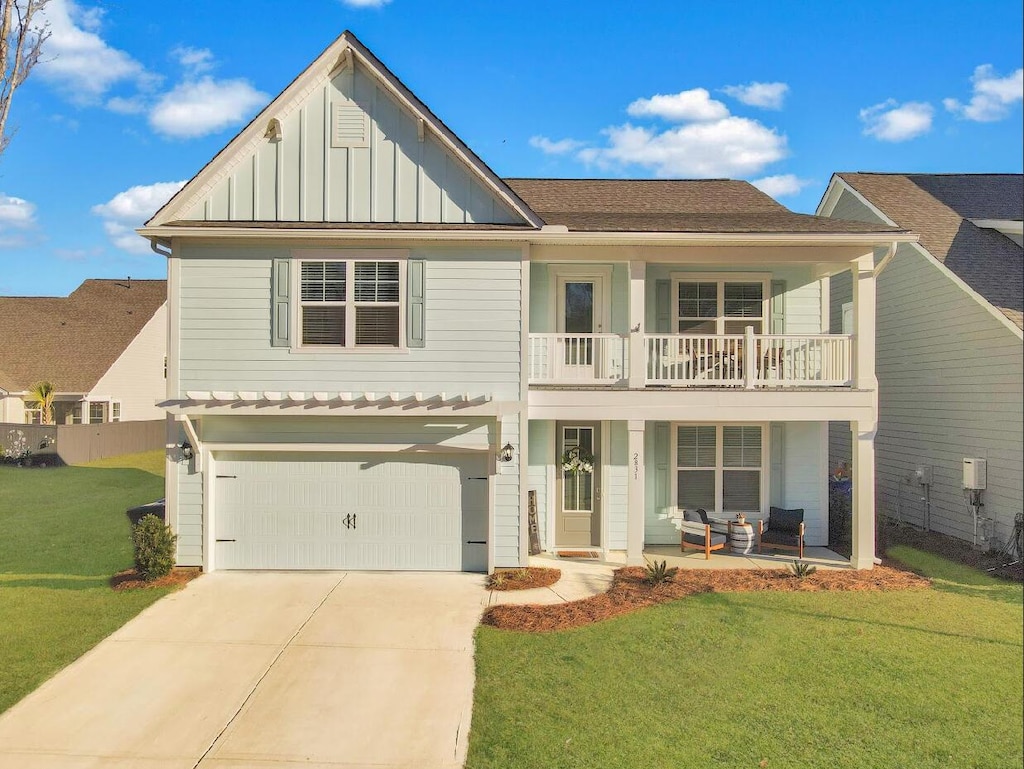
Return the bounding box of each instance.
[829,202,1024,545]
[175,244,522,400]
[180,62,519,225]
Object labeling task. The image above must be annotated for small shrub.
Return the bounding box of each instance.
[486,571,507,589]
[132,514,177,581]
[789,560,817,578]
[644,559,679,585]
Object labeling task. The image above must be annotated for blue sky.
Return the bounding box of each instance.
[1,0,1021,296]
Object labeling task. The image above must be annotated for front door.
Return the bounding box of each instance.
[556,276,606,379]
[556,423,600,548]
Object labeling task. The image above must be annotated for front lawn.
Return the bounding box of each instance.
[0,450,171,713]
[468,549,1023,769]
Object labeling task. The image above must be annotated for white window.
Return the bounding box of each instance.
[25,406,42,425]
[111,402,121,423]
[674,276,769,335]
[674,424,765,516]
[89,402,106,423]
[298,258,403,349]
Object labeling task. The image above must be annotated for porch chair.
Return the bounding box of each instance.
[679,508,728,559]
[757,506,805,558]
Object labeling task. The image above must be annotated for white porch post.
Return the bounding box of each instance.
[851,255,877,391]
[626,419,646,565]
[628,260,646,389]
[851,419,877,570]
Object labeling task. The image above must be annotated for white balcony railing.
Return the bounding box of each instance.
[645,332,853,388]
[528,334,628,385]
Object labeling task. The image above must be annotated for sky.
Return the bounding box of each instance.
[0,0,1021,297]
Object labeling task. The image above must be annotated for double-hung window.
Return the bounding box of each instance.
[675,424,764,516]
[299,258,402,348]
[675,276,768,335]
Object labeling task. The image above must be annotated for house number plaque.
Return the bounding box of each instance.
[633,452,641,480]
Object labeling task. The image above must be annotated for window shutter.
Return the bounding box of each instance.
[654,421,669,514]
[271,258,291,347]
[770,279,786,334]
[655,279,671,333]
[407,259,426,348]
[770,423,785,508]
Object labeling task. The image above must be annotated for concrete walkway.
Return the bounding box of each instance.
[0,571,487,769]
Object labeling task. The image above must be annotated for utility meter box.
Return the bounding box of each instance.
[963,458,987,490]
[914,465,933,485]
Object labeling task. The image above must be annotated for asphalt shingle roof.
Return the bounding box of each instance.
[0,279,167,393]
[837,173,1023,329]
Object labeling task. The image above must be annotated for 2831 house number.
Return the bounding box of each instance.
[633,452,640,480]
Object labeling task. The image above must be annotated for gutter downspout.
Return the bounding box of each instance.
[150,238,171,257]
[872,241,898,278]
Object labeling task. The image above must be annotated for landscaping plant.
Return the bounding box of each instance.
[789,559,817,578]
[132,513,177,581]
[644,559,679,585]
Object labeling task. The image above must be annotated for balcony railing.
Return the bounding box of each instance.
[646,333,853,387]
[528,334,628,385]
[528,332,853,388]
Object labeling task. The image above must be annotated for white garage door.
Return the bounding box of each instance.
[212,452,489,571]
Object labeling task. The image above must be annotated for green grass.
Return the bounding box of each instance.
[468,550,1023,769]
[0,450,171,713]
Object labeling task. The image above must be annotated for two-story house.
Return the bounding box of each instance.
[141,32,912,573]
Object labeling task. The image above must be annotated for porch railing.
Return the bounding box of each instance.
[645,332,853,388]
[528,333,628,385]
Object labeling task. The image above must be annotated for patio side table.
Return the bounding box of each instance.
[729,521,755,554]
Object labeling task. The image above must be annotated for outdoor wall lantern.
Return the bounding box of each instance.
[179,440,194,461]
[499,442,515,463]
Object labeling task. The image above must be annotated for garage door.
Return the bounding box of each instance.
[212,452,488,571]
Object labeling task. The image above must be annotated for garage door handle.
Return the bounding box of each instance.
[215,539,236,542]
[216,475,237,479]
[466,540,486,545]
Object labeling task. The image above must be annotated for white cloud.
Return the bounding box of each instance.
[944,65,1024,122]
[148,77,269,139]
[529,135,584,155]
[0,193,38,248]
[627,88,729,122]
[106,96,147,115]
[859,99,933,142]
[92,181,186,254]
[751,174,810,198]
[721,81,789,110]
[36,0,154,103]
[577,117,787,178]
[172,45,215,76]
[339,0,392,6]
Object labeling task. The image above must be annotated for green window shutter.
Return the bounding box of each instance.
[655,279,671,333]
[654,421,669,513]
[770,279,786,335]
[407,259,426,348]
[271,258,291,347]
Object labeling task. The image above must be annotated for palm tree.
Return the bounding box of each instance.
[26,381,55,424]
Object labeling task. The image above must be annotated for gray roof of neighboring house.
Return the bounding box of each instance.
[836,173,1023,329]
[505,178,903,234]
[0,279,167,394]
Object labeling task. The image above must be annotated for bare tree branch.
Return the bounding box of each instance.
[0,0,50,155]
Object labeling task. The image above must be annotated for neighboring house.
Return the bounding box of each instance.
[139,31,911,574]
[0,279,168,424]
[819,173,1023,549]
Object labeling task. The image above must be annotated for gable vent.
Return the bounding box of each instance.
[332,102,370,148]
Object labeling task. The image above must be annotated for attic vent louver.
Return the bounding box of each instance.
[332,102,370,148]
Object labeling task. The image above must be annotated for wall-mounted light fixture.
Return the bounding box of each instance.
[499,442,515,463]
[178,440,194,461]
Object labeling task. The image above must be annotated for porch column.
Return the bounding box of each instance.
[626,420,646,565]
[628,260,646,389]
[851,255,877,391]
[851,419,877,570]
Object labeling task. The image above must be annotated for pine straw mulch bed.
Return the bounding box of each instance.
[110,567,202,591]
[486,567,561,591]
[481,565,930,632]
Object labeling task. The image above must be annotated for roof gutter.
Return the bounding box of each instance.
[150,237,172,257]
[872,241,899,278]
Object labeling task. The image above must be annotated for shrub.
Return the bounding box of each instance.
[789,560,817,578]
[132,514,177,581]
[644,559,679,585]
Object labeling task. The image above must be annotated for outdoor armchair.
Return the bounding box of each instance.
[757,506,805,558]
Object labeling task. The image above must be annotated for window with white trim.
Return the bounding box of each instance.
[299,259,402,348]
[675,278,767,334]
[111,402,121,422]
[675,424,764,515]
[89,402,106,423]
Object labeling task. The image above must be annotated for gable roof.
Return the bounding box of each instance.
[146,30,540,229]
[834,173,1023,329]
[0,279,167,394]
[506,178,903,234]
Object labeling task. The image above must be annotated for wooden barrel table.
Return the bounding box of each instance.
[729,521,755,554]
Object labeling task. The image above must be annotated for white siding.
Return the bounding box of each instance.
[0,395,25,422]
[89,303,167,421]
[493,415,521,567]
[527,420,554,552]
[176,245,522,400]
[176,463,204,567]
[605,421,628,550]
[782,279,823,334]
[180,62,519,225]
[780,422,827,547]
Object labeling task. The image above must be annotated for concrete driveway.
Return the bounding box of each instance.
[0,571,487,769]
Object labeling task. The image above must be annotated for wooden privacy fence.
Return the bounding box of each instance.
[0,420,164,465]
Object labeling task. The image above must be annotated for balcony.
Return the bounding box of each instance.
[528,331,854,388]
